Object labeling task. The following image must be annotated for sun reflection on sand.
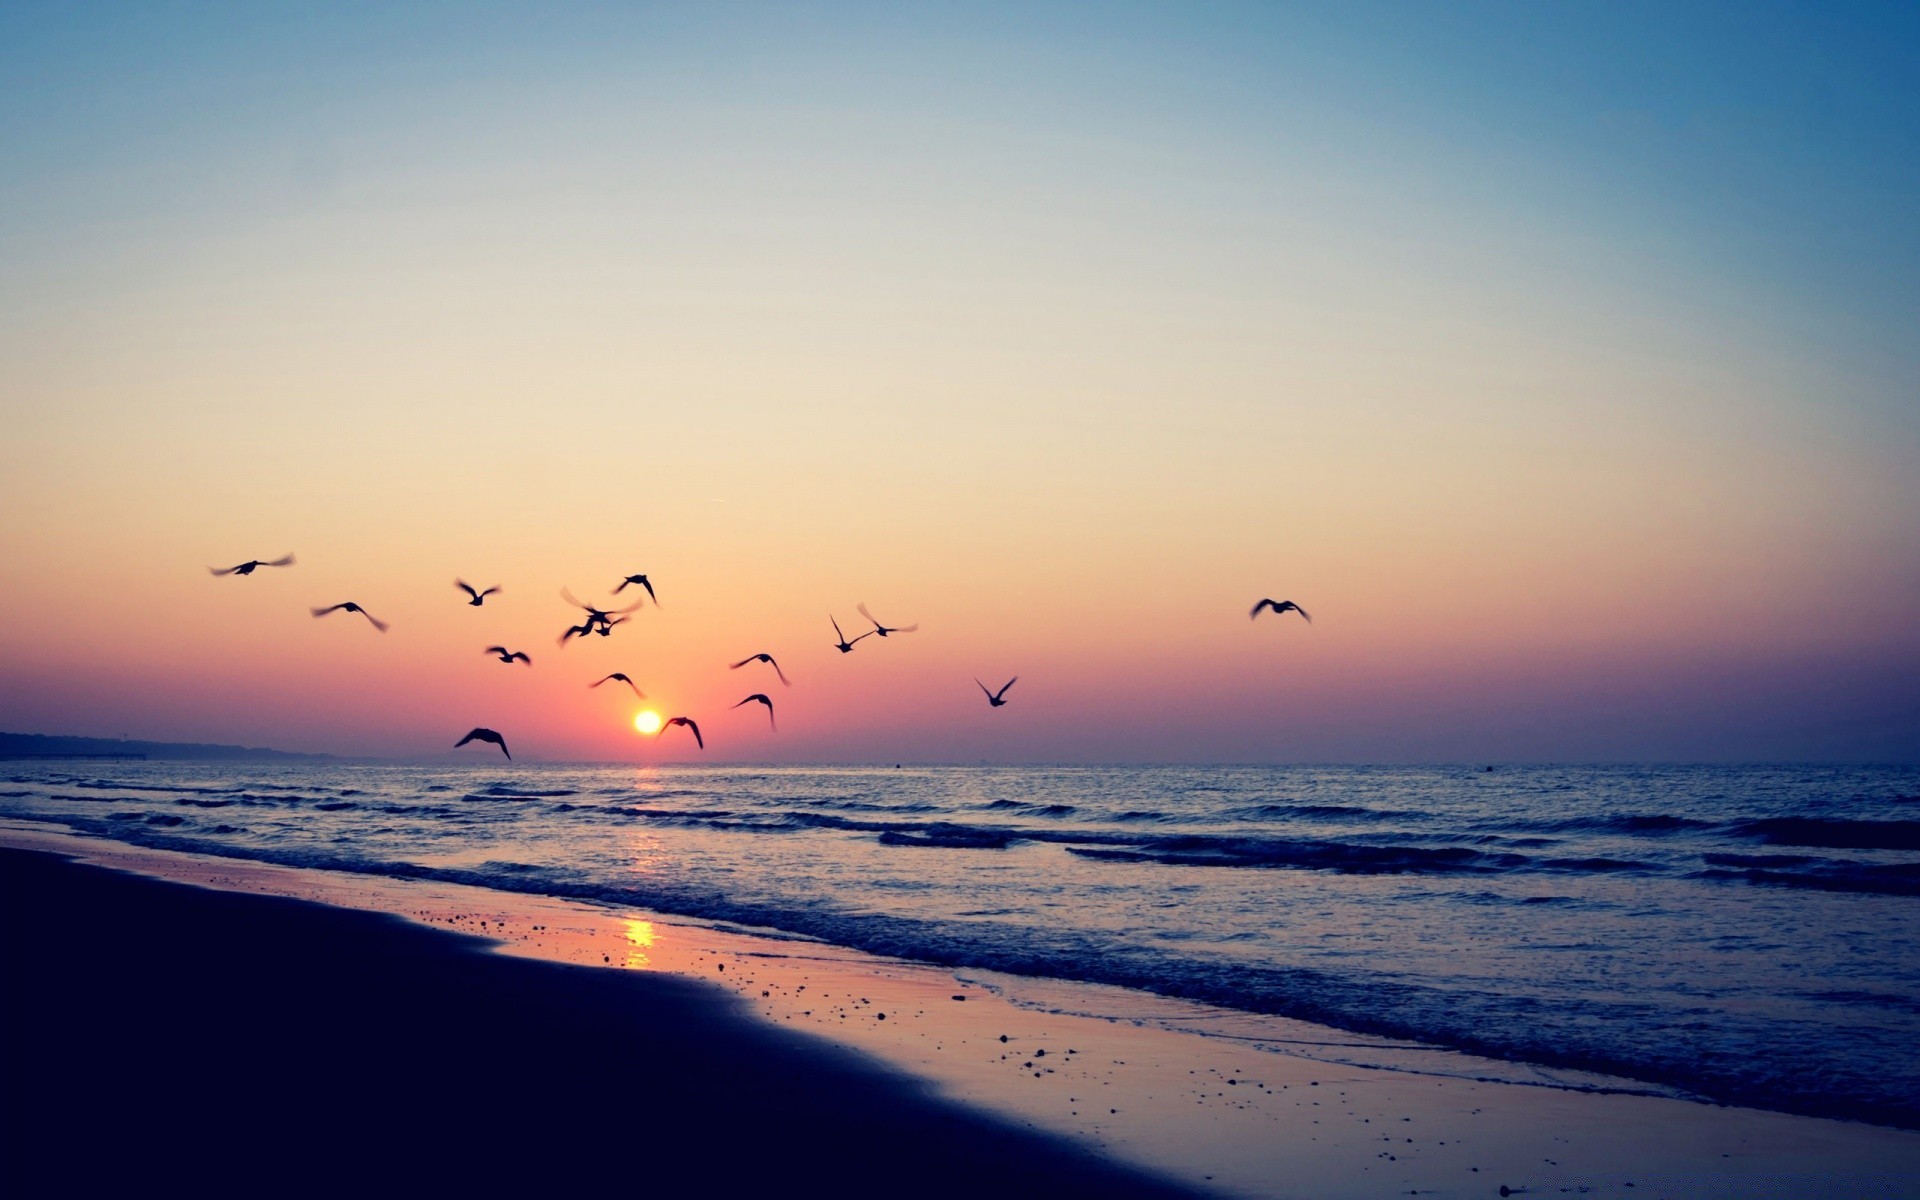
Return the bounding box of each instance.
[624,918,655,969]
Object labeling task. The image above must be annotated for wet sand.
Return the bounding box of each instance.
[0,846,1198,1197]
[5,826,1919,1198]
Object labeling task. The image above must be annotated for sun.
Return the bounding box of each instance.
[633,710,662,735]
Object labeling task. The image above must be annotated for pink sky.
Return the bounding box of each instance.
[2,7,1915,761]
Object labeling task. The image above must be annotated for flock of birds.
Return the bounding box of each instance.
[209,553,1311,761]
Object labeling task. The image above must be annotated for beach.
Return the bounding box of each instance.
[6,823,1919,1199]
[1,842,1196,1197]
[7,4,1918,1194]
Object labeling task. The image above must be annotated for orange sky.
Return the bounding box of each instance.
[2,6,1916,761]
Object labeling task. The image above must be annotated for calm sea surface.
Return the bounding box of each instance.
[5,762,1917,1125]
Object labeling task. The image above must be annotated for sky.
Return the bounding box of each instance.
[2,2,1916,762]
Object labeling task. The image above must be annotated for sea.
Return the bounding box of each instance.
[4,761,1916,1127]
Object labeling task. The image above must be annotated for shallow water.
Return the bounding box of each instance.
[5,762,1916,1125]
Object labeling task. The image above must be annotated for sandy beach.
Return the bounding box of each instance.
[5,824,1918,1199]
[7,5,1917,1195]
[1,843,1205,1197]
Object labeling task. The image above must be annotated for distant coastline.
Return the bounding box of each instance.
[0,732,331,762]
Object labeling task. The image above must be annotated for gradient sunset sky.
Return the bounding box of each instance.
[3,2,1915,762]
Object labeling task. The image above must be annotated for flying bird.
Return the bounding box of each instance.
[831,615,873,654]
[592,673,644,698]
[561,587,640,637]
[732,693,777,731]
[658,716,704,750]
[560,615,628,645]
[456,580,501,606]
[311,602,388,632]
[454,728,511,759]
[858,602,918,637]
[1250,599,1311,623]
[976,677,1017,707]
[484,646,531,665]
[613,573,658,605]
[209,554,294,577]
[730,653,791,686]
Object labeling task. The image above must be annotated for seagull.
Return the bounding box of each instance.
[561,587,640,637]
[658,716,703,750]
[311,602,389,632]
[209,554,294,576]
[613,573,658,605]
[976,677,1017,707]
[732,693,777,731]
[454,728,511,759]
[592,673,644,698]
[1250,599,1311,623]
[456,580,501,606]
[484,646,531,665]
[858,602,918,638]
[557,616,627,646]
[831,615,873,654]
[730,653,791,686]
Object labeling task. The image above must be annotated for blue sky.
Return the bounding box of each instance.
[2,3,1915,760]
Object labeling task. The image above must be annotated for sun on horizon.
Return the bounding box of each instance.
[633,711,662,736]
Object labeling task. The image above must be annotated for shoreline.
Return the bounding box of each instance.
[6,822,1919,1197]
[1,841,1198,1197]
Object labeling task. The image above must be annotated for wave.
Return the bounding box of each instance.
[1532,857,1653,873]
[799,797,944,814]
[1514,813,1712,836]
[879,828,1018,849]
[1695,861,1920,898]
[1068,838,1526,875]
[67,780,244,796]
[599,786,713,800]
[1729,817,1920,852]
[979,800,1077,818]
[1702,852,1821,869]
[1218,802,1411,822]
[472,783,578,798]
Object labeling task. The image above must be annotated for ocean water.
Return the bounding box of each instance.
[4,762,1917,1126]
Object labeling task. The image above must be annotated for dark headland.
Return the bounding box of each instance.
[0,849,1200,1198]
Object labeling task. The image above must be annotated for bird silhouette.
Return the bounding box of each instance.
[561,587,639,637]
[613,574,658,605]
[454,728,511,759]
[658,716,703,750]
[311,602,388,632]
[831,615,874,654]
[592,673,644,698]
[732,693,777,731]
[976,677,1017,707]
[456,580,500,606]
[730,653,791,686]
[484,646,531,665]
[858,602,918,637]
[559,615,628,645]
[209,554,294,576]
[1250,599,1311,623]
